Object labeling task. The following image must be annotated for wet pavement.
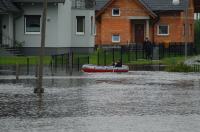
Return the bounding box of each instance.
[0,71,200,132]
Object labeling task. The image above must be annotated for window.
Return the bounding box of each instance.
[25,15,41,34]
[75,0,85,8]
[112,34,120,42]
[112,8,120,16]
[157,25,169,36]
[76,16,85,35]
[91,16,93,35]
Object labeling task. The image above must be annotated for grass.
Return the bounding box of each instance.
[0,56,51,65]
[126,56,189,65]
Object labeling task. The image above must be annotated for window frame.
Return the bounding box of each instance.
[157,25,169,36]
[112,8,120,16]
[112,34,120,43]
[76,16,85,35]
[24,15,41,35]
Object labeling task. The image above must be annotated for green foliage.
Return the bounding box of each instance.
[165,62,193,72]
[195,20,200,52]
[0,56,51,65]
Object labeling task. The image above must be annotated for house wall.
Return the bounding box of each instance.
[71,9,95,48]
[95,0,152,46]
[153,0,195,46]
[95,0,195,46]
[154,12,183,44]
[15,1,72,48]
[1,14,14,46]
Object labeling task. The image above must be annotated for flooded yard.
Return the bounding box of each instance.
[0,71,200,132]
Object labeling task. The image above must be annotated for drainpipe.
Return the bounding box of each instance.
[13,10,24,47]
[152,14,160,44]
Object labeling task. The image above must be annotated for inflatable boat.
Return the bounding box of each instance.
[82,64,129,73]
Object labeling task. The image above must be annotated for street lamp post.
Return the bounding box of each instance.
[34,0,47,93]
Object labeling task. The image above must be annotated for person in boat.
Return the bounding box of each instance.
[115,59,122,67]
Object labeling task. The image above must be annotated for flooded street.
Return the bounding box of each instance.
[0,71,200,132]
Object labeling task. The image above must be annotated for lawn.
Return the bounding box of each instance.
[0,56,51,65]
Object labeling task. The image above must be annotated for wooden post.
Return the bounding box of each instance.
[34,0,47,93]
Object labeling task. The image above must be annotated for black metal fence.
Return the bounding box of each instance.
[48,43,196,71]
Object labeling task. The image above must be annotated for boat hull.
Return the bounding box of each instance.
[82,64,129,73]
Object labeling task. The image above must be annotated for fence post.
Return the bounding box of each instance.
[16,63,19,80]
[104,50,106,66]
[61,54,64,67]
[77,56,80,71]
[72,52,74,69]
[55,55,57,68]
[136,44,138,61]
[112,48,115,63]
[128,46,130,62]
[87,56,90,64]
[27,57,29,75]
[120,46,123,63]
[35,64,38,77]
[97,50,100,65]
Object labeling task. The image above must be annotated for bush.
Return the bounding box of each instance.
[165,62,193,72]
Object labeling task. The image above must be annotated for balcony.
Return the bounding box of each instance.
[72,0,95,9]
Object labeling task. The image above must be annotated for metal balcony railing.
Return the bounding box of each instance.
[72,0,95,9]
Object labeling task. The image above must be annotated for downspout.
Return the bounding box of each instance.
[13,10,23,47]
[152,14,160,44]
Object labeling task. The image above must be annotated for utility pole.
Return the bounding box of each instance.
[34,0,47,93]
[185,0,189,60]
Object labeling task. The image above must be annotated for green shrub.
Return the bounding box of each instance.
[165,62,193,72]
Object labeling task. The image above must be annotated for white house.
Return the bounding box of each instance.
[0,0,95,55]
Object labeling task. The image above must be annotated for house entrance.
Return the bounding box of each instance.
[135,24,144,44]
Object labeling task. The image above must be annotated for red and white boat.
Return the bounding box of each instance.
[82,64,129,73]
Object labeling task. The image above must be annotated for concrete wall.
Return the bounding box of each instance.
[71,9,95,47]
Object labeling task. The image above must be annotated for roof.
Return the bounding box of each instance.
[96,0,157,18]
[12,0,65,2]
[0,0,19,13]
[95,0,186,11]
[141,0,186,11]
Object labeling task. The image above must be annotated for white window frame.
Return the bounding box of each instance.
[112,34,120,43]
[157,25,169,36]
[24,15,41,35]
[112,8,120,16]
[76,16,85,35]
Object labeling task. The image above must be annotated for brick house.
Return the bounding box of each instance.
[95,0,199,47]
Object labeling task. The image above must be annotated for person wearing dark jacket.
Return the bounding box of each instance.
[143,37,152,59]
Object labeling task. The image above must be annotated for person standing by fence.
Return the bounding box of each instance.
[143,37,152,59]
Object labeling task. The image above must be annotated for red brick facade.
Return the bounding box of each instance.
[95,0,195,47]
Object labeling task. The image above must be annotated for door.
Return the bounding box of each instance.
[135,24,144,44]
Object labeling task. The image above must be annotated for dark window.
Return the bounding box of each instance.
[112,8,120,16]
[76,16,85,34]
[158,25,169,35]
[25,15,41,34]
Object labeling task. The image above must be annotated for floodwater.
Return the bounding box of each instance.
[0,71,200,132]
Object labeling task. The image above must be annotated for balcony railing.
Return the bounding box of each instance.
[72,0,95,9]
